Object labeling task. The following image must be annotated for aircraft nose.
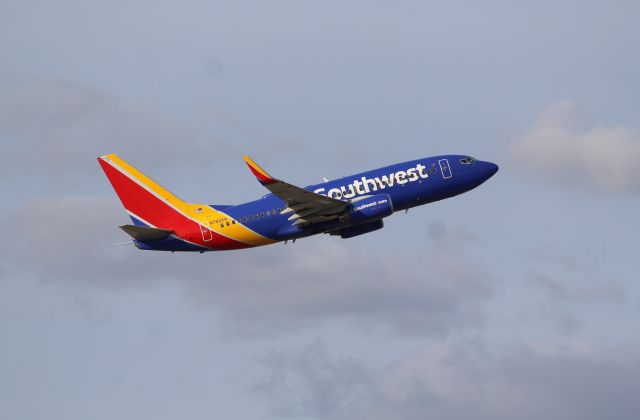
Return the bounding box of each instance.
[481,161,499,178]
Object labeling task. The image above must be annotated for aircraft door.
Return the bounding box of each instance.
[200,223,213,241]
[438,159,452,179]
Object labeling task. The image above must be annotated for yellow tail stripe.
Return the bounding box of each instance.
[102,153,276,246]
[101,153,189,213]
[243,155,273,179]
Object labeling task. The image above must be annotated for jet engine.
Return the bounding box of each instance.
[342,194,394,225]
[334,219,384,238]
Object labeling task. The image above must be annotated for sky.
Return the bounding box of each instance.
[1,1,639,419]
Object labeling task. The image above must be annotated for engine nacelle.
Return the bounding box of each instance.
[344,194,393,225]
[337,219,384,238]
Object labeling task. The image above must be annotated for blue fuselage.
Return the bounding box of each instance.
[221,154,498,241]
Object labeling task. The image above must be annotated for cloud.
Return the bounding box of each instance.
[1,195,494,337]
[524,245,625,304]
[511,100,640,193]
[369,339,640,420]
[0,195,168,288]
[0,80,307,186]
[184,233,493,337]
[525,270,624,304]
[0,81,208,180]
[253,340,374,418]
[254,339,640,420]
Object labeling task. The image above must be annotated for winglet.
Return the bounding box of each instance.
[243,155,277,185]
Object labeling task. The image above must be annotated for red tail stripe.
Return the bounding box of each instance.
[246,164,276,185]
[99,159,252,250]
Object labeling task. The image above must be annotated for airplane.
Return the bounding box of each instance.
[98,153,498,252]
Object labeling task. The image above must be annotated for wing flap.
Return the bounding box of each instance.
[243,155,349,225]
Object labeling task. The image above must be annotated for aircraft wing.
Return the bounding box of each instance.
[243,156,348,226]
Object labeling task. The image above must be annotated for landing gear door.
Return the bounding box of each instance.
[438,159,452,179]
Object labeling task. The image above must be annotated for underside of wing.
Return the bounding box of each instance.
[243,156,348,226]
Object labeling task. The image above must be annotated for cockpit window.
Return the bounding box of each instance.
[460,157,477,165]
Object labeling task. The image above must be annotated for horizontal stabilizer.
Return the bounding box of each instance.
[119,225,174,241]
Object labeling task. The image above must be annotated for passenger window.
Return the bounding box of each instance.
[232,220,236,224]
[260,212,265,217]
[226,222,230,226]
[266,210,271,216]
[220,223,224,228]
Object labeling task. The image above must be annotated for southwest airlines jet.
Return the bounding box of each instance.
[98,154,498,252]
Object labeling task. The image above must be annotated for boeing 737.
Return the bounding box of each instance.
[98,154,498,252]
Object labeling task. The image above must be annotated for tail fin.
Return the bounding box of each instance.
[97,154,192,229]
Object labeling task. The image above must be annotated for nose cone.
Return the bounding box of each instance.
[480,161,499,179]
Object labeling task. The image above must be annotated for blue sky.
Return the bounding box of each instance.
[1,1,639,419]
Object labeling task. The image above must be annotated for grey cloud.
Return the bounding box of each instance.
[511,100,640,193]
[0,195,168,288]
[2,195,494,337]
[526,270,624,304]
[524,245,625,304]
[0,81,205,177]
[519,245,626,334]
[0,80,308,194]
[521,267,624,335]
[203,56,225,77]
[428,222,477,245]
[255,339,640,420]
[368,340,640,420]
[428,221,447,241]
[185,237,493,337]
[253,340,374,419]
